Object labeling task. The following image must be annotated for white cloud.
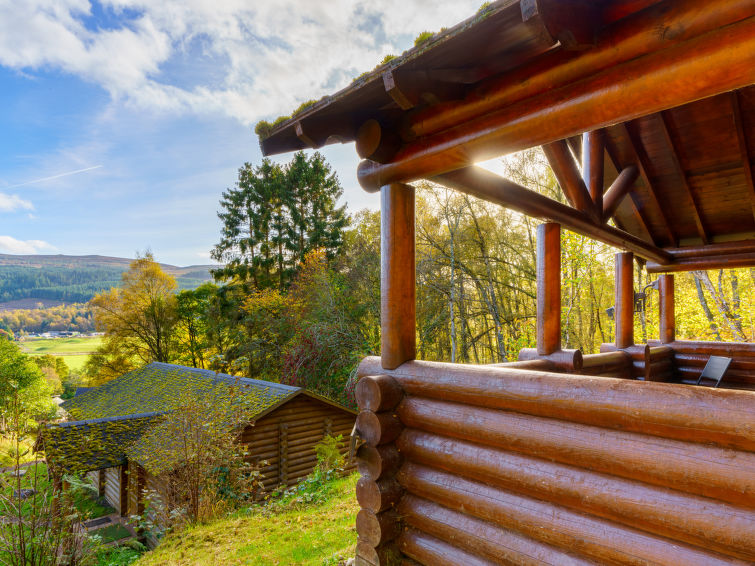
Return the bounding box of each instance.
[0,0,480,125]
[0,236,57,254]
[0,193,34,212]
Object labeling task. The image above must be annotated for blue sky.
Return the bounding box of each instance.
[0,0,481,266]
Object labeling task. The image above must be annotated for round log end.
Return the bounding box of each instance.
[356,410,403,446]
[356,509,400,547]
[356,119,382,159]
[357,476,403,513]
[356,375,404,412]
[357,443,402,481]
[357,160,381,193]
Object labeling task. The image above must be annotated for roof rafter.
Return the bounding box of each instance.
[730,91,755,225]
[542,140,599,222]
[615,123,678,247]
[604,134,659,246]
[656,112,709,245]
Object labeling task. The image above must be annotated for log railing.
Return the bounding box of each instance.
[355,357,755,565]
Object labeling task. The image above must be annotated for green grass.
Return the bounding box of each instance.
[60,354,90,371]
[92,523,132,544]
[94,542,146,566]
[21,336,102,355]
[135,472,359,566]
[0,434,37,467]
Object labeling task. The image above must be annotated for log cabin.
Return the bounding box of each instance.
[258,0,755,563]
[39,363,355,521]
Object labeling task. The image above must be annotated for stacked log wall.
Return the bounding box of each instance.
[648,340,755,390]
[240,394,356,492]
[103,466,121,513]
[356,356,755,565]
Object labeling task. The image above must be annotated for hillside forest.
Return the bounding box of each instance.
[73,149,754,408]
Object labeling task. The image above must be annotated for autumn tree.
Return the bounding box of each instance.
[87,253,178,383]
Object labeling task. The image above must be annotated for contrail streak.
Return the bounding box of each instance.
[5,165,103,188]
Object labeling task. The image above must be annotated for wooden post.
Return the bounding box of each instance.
[98,469,106,498]
[381,184,415,370]
[120,463,129,517]
[279,423,289,486]
[659,274,675,344]
[537,223,561,355]
[583,130,604,216]
[615,252,634,348]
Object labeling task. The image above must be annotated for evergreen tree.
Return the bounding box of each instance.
[212,152,348,290]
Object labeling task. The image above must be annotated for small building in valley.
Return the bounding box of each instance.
[40,362,356,518]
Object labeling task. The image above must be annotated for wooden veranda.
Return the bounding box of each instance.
[260,1,755,563]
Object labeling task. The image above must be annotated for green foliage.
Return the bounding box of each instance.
[211,152,348,290]
[313,434,345,473]
[90,524,132,544]
[414,31,434,46]
[253,115,291,140]
[379,54,396,65]
[292,99,316,116]
[94,541,145,566]
[0,339,54,424]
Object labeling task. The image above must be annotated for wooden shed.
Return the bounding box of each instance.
[41,363,355,519]
[259,1,755,564]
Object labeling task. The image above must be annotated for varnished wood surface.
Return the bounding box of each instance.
[536,223,561,355]
[381,184,416,369]
[614,252,634,348]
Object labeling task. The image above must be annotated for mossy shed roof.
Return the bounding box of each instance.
[44,362,354,474]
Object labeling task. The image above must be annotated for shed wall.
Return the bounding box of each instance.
[242,395,355,491]
[103,466,121,513]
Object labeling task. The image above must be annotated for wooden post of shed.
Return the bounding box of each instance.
[381,183,415,370]
[615,252,634,348]
[659,274,675,344]
[537,223,561,355]
[120,463,129,517]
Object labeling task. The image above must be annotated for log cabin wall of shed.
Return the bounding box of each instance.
[103,466,121,513]
[241,395,356,491]
[355,358,755,565]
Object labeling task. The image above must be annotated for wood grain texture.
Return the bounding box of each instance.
[614,252,634,348]
[659,274,675,344]
[536,222,561,354]
[381,184,416,370]
[357,356,755,451]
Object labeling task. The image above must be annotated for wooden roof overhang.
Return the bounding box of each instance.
[260,0,755,273]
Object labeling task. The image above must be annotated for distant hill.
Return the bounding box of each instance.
[0,254,217,305]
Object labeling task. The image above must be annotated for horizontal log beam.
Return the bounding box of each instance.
[358,17,755,191]
[357,356,755,451]
[357,444,402,482]
[356,375,404,413]
[648,252,755,273]
[398,528,493,566]
[356,476,403,514]
[399,495,594,566]
[430,166,670,263]
[397,429,755,560]
[398,463,743,566]
[397,396,755,507]
[407,0,755,140]
[664,239,755,259]
[518,348,583,371]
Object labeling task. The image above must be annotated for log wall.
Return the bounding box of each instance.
[355,357,755,565]
[103,466,121,513]
[241,394,356,492]
[648,339,755,390]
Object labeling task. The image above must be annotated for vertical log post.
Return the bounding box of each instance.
[355,374,405,566]
[98,469,106,498]
[537,223,561,355]
[583,130,605,218]
[120,463,129,517]
[381,184,415,370]
[279,423,288,486]
[659,274,675,344]
[615,252,634,349]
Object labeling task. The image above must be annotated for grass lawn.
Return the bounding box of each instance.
[92,524,132,544]
[21,336,102,355]
[135,473,359,566]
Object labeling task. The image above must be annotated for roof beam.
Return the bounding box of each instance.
[615,124,679,247]
[383,70,416,110]
[648,252,755,273]
[603,165,639,219]
[656,112,709,244]
[730,91,755,225]
[542,140,599,221]
[430,165,670,264]
[604,135,659,246]
[358,16,755,191]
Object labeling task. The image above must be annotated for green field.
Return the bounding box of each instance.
[20,336,102,372]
